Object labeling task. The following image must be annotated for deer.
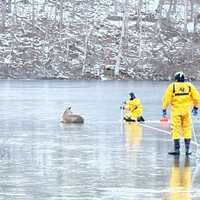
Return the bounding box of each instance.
[60,107,84,124]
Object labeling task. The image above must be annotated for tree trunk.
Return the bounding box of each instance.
[190,0,193,21]
[193,14,199,33]
[184,0,188,34]
[166,0,173,20]
[137,0,143,26]
[172,0,177,13]
[14,0,17,24]
[59,0,63,34]
[82,25,92,75]
[156,0,164,14]
[115,0,128,76]
[113,0,117,15]
[32,0,35,32]
[1,0,6,32]
[124,0,128,44]
[7,0,12,13]
[137,0,143,67]
[155,0,163,31]
[54,0,58,24]
[41,0,48,13]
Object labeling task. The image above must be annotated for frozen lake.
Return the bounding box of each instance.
[0,80,200,200]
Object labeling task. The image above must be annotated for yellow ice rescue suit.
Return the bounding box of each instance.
[124,98,143,121]
[162,82,200,140]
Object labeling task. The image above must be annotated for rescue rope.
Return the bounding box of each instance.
[119,105,200,148]
[140,123,171,135]
[141,122,200,148]
[87,119,200,125]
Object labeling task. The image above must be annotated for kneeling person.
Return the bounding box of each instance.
[124,92,145,122]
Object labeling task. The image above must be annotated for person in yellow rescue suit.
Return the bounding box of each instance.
[162,72,200,156]
[124,92,145,122]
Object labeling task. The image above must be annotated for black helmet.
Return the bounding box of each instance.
[175,71,185,82]
[129,92,135,100]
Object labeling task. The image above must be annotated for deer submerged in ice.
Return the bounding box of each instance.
[60,107,84,124]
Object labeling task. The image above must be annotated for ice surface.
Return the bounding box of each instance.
[0,80,200,200]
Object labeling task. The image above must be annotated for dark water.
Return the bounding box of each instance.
[0,80,200,200]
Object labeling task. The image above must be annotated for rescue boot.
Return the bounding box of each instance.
[185,139,192,156]
[168,139,180,155]
[137,116,145,122]
[124,117,136,122]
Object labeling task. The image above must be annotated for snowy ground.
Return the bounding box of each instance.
[1,0,200,80]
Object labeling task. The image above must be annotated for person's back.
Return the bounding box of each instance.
[162,72,200,155]
[163,81,199,113]
[126,97,143,112]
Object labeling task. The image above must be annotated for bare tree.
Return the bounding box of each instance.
[172,0,178,13]
[184,0,188,34]
[115,0,128,76]
[123,0,129,48]
[59,0,64,36]
[155,0,164,31]
[13,0,17,24]
[54,0,58,25]
[137,0,143,26]
[113,0,118,15]
[82,23,92,75]
[166,0,173,19]
[32,0,35,31]
[0,0,6,32]
[137,0,143,67]
[40,0,48,13]
[7,0,12,13]
[190,0,194,21]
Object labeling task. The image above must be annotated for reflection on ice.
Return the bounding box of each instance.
[164,157,191,200]
[124,122,143,154]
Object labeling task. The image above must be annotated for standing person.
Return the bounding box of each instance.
[124,92,145,122]
[162,72,200,156]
